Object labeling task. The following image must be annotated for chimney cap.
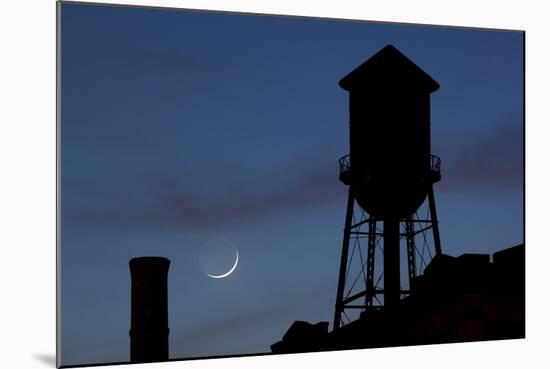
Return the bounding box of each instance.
[129,256,171,270]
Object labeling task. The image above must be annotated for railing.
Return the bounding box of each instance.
[338,154,442,179]
[430,154,441,177]
[338,154,351,175]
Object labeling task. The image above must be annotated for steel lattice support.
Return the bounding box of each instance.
[333,184,442,330]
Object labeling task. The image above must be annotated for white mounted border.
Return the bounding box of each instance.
[61,0,527,31]
[1,1,549,369]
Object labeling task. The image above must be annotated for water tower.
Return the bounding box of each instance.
[333,45,442,329]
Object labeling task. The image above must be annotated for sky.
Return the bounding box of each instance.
[60,3,524,366]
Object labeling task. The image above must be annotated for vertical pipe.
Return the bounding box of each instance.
[405,216,417,287]
[333,189,355,330]
[129,257,170,363]
[383,218,400,309]
[364,218,377,307]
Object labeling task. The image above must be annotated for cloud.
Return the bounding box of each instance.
[64,113,523,231]
[64,164,345,230]
[438,112,524,193]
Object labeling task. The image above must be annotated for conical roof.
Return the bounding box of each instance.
[339,45,439,93]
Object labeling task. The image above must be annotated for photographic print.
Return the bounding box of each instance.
[58,2,524,367]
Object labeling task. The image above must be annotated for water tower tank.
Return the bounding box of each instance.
[339,45,440,220]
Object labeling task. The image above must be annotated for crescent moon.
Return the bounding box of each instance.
[205,250,239,279]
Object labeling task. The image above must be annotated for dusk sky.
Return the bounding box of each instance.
[60,3,523,366]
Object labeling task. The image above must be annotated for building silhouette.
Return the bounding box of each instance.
[129,256,171,363]
[272,244,525,353]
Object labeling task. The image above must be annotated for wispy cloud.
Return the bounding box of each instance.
[65,164,344,230]
[438,111,523,192]
[64,112,523,231]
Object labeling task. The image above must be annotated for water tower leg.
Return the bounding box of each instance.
[428,185,442,256]
[383,218,401,309]
[333,189,355,330]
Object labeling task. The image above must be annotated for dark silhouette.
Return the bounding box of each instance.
[334,44,443,328]
[129,257,171,363]
[272,244,525,353]
[339,44,440,220]
[271,45,524,354]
